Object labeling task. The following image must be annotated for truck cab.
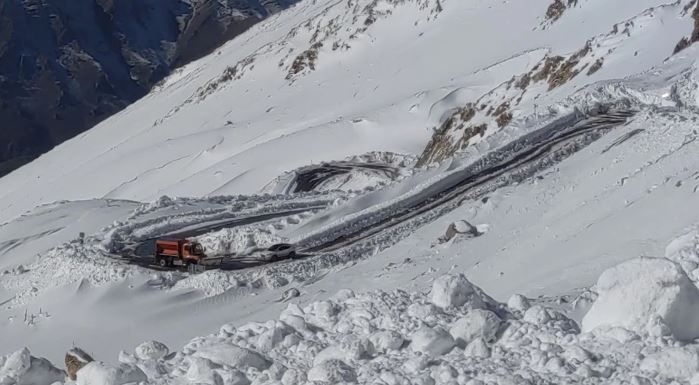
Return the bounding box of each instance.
[155,239,206,268]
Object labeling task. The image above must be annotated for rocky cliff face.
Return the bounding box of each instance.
[0,0,298,176]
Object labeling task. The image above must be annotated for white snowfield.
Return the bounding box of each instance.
[7,250,699,385]
[4,0,699,383]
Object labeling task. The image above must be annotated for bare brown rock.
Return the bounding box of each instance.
[65,348,93,381]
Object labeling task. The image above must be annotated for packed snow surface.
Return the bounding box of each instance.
[4,0,699,382]
[10,260,699,384]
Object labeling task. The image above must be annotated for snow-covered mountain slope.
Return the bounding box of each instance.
[0,0,694,224]
[4,0,699,382]
[0,0,298,177]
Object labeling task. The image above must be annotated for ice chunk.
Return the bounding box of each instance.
[431,274,485,309]
[76,361,147,385]
[370,330,404,353]
[0,348,64,385]
[449,309,501,347]
[463,338,490,358]
[134,340,169,361]
[523,305,551,325]
[410,327,455,356]
[307,359,357,383]
[582,257,699,340]
[640,347,699,379]
[507,294,530,312]
[193,343,271,370]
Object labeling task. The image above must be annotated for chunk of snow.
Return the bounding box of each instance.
[370,330,404,353]
[449,309,502,347]
[523,305,551,325]
[281,368,306,385]
[307,359,357,383]
[431,274,485,309]
[640,347,699,379]
[256,325,286,351]
[193,343,271,370]
[463,338,491,358]
[582,257,699,340]
[507,294,531,312]
[410,327,455,356]
[0,348,64,385]
[313,336,373,365]
[76,361,146,385]
[134,340,169,361]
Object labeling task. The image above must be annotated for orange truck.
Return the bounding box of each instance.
[154,239,221,268]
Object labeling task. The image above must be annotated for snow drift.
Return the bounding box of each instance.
[582,257,699,340]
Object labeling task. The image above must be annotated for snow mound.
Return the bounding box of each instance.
[449,309,502,347]
[134,341,169,361]
[16,269,699,383]
[0,348,64,385]
[409,327,456,356]
[192,343,271,371]
[665,228,699,282]
[582,257,699,340]
[76,361,146,385]
[431,274,487,309]
[307,359,357,383]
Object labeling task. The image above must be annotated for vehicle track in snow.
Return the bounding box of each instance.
[289,161,399,193]
[302,107,636,254]
[164,107,636,282]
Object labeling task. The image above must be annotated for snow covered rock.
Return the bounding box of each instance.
[0,348,64,385]
[582,257,699,340]
[134,340,169,361]
[193,343,271,371]
[449,309,502,347]
[76,361,146,385]
[307,359,357,383]
[431,274,486,309]
[66,347,93,380]
[410,326,456,356]
[438,220,481,243]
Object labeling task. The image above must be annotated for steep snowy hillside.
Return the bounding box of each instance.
[0,0,298,177]
[2,0,695,223]
[3,0,699,383]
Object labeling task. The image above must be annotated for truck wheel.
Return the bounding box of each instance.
[158,257,168,268]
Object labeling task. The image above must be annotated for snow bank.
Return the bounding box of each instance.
[21,266,699,384]
[582,257,699,340]
[0,348,64,385]
[430,274,487,309]
[76,361,146,385]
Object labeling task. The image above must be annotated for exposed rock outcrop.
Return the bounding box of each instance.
[65,347,94,381]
